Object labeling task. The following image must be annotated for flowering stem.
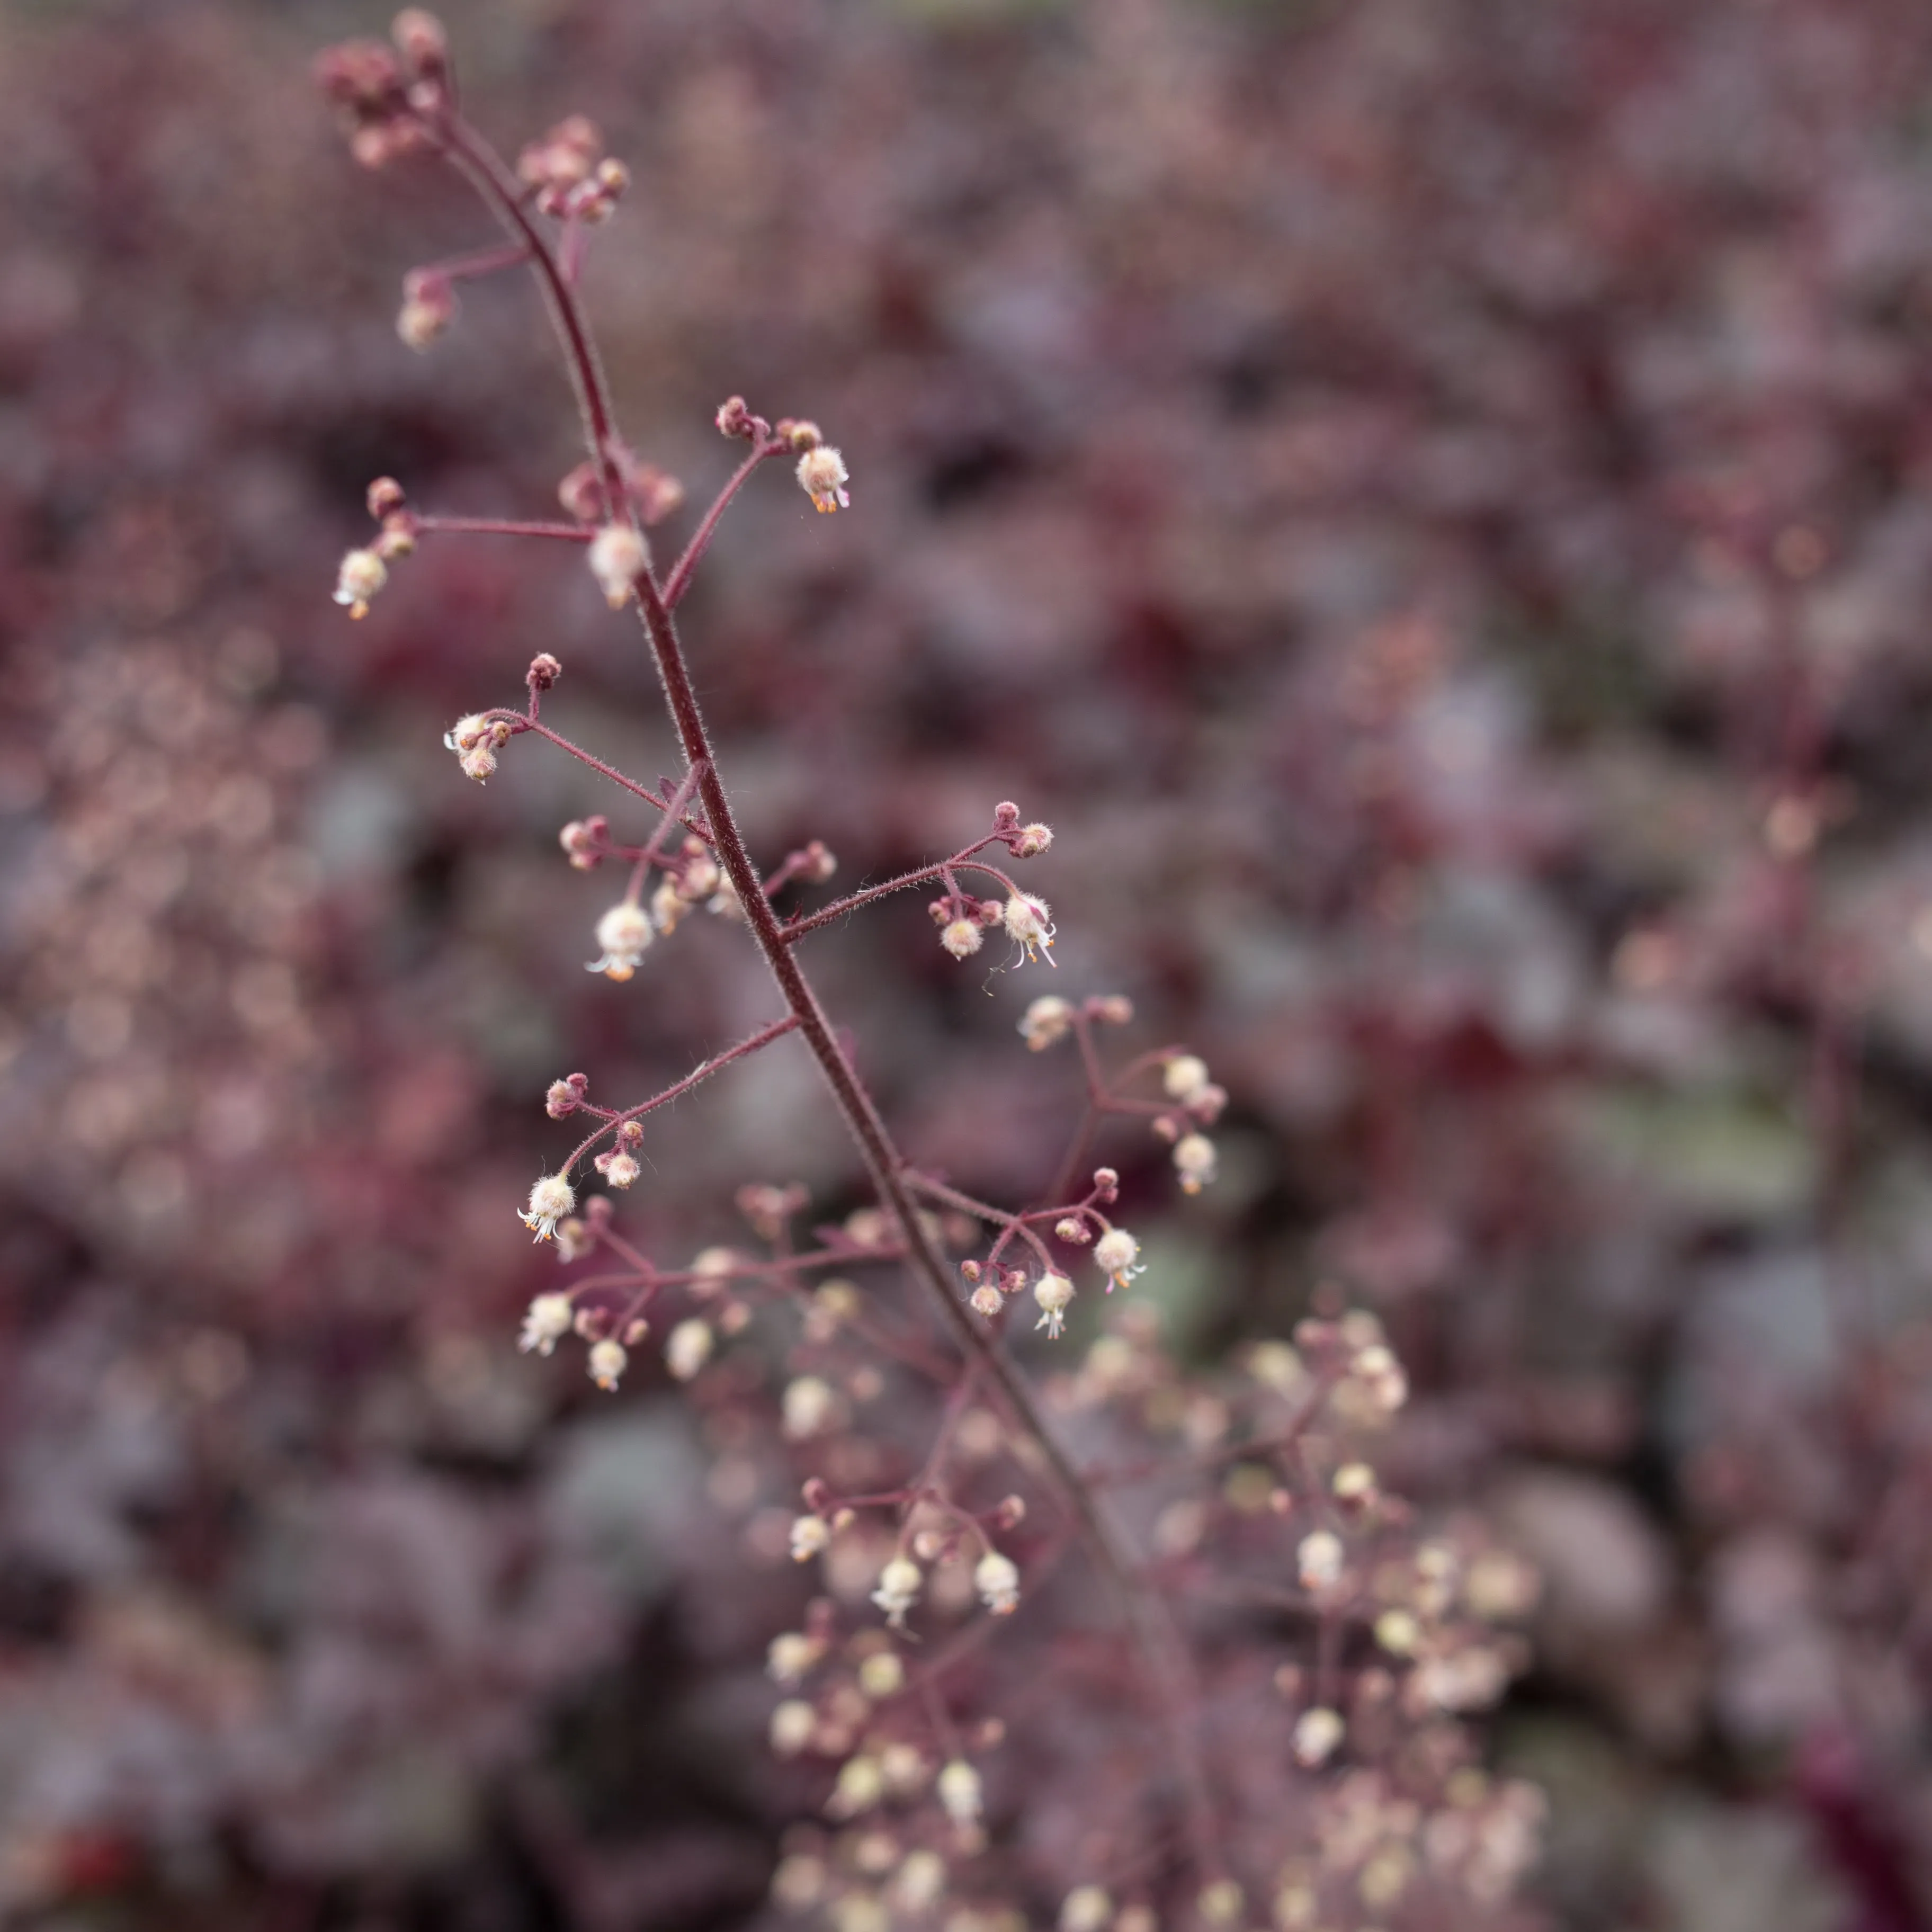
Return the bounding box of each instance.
[413,514,594,542]
[418,99,1221,1884]
[628,758,709,897]
[561,1014,799,1174]
[421,237,531,283]
[491,714,713,844]
[663,439,786,607]
[780,839,1005,943]
[903,1171,1060,1273]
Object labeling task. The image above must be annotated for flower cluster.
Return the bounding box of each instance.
[307,26,1544,1926]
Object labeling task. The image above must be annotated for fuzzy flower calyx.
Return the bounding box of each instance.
[588,522,648,608]
[665,1318,713,1381]
[1003,894,1056,964]
[871,1554,923,1629]
[974,1549,1021,1615]
[941,917,983,960]
[1164,1054,1212,1104]
[588,1337,627,1391]
[1292,1706,1344,1767]
[1020,995,1074,1051]
[937,1759,982,1828]
[595,1148,640,1188]
[1034,1272,1075,1339]
[1174,1132,1217,1194]
[334,547,387,619]
[521,1172,575,1241]
[797,445,851,514]
[1093,1227,1143,1291]
[518,1293,574,1356]
[588,900,653,980]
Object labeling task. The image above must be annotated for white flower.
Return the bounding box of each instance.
[665,1318,713,1381]
[1002,894,1056,964]
[871,1554,923,1629]
[517,1292,574,1356]
[797,445,851,514]
[1013,821,1052,857]
[520,1172,576,1241]
[588,522,648,607]
[1173,1132,1217,1194]
[1292,1706,1344,1767]
[969,1283,1004,1319]
[1297,1528,1344,1593]
[829,1754,885,1817]
[783,1375,838,1441]
[936,1759,982,1826]
[1093,1228,1143,1291]
[790,1515,830,1562]
[892,1850,946,1913]
[1033,1271,1075,1339]
[940,917,982,960]
[770,1699,816,1756]
[1164,1054,1211,1104]
[1019,995,1074,1051]
[973,1549,1020,1615]
[334,547,387,618]
[588,900,654,981]
[588,1337,627,1391]
[595,1148,640,1188]
[857,1651,904,1698]
[1059,1888,1112,1932]
[767,1631,821,1684]
[444,713,490,753]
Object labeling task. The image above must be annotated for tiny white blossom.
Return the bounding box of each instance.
[892,1850,947,1913]
[783,1375,838,1441]
[1093,1228,1143,1291]
[871,1554,923,1629]
[595,1148,641,1188]
[588,900,654,981]
[665,1318,713,1381]
[1019,995,1074,1051]
[1059,1888,1113,1932]
[767,1631,820,1684]
[830,1754,885,1817]
[1033,1271,1075,1339]
[973,1549,1020,1615]
[1298,1528,1344,1593]
[1292,1706,1345,1767]
[588,1337,627,1391]
[857,1651,904,1698]
[1002,895,1056,964]
[940,917,983,960]
[969,1283,1004,1319]
[936,1759,982,1826]
[1174,1132,1217,1194]
[334,547,387,619]
[1164,1053,1211,1103]
[518,1292,574,1356]
[770,1699,816,1756]
[797,444,851,514]
[790,1515,831,1562]
[588,522,648,608]
[1013,821,1052,857]
[521,1172,576,1241]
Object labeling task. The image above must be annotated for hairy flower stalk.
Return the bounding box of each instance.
[316,24,1541,1915]
[324,49,1227,1885]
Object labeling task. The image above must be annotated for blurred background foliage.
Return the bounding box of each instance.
[6,0,1932,1924]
